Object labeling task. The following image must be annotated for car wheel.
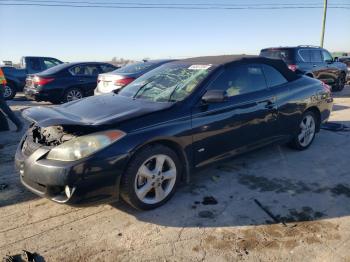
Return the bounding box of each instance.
[120,145,181,210]
[332,73,346,92]
[64,88,83,103]
[3,83,16,100]
[289,111,317,150]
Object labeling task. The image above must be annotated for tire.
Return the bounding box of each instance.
[63,88,83,103]
[289,111,318,150]
[332,73,346,92]
[3,82,16,100]
[120,144,182,210]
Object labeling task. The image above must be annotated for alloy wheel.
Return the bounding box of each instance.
[298,114,316,147]
[3,85,13,99]
[134,154,177,205]
[66,89,83,101]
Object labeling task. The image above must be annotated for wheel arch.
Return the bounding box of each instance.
[305,106,321,132]
[126,138,191,184]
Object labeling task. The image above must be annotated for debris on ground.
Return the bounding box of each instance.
[2,250,43,262]
[321,122,350,132]
[254,199,287,227]
[202,196,218,205]
[198,210,215,219]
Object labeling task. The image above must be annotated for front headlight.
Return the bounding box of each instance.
[46,130,126,161]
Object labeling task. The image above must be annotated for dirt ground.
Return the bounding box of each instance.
[1,88,350,262]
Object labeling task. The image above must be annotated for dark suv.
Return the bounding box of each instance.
[260,46,348,91]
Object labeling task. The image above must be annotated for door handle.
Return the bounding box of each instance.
[258,97,276,109]
[313,64,317,67]
[265,101,275,109]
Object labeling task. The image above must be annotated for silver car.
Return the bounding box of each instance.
[94,59,176,95]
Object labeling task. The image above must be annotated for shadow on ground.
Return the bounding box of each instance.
[111,129,350,228]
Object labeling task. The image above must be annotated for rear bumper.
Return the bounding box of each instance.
[24,87,63,102]
[15,135,129,206]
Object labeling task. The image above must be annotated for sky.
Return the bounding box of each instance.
[0,0,349,63]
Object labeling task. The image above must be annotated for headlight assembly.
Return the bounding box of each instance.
[46,130,126,161]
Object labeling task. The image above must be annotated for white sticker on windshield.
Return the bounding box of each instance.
[188,64,212,70]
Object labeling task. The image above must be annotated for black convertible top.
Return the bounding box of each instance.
[179,55,299,81]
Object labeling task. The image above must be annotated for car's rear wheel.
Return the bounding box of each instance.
[63,88,83,103]
[289,111,317,150]
[3,82,16,100]
[332,73,346,92]
[120,145,181,210]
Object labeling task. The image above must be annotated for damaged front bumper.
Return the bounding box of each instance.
[15,133,130,206]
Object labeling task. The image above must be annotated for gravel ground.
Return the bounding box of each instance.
[1,88,350,262]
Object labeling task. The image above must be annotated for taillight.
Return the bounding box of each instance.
[288,64,298,72]
[115,77,134,86]
[33,76,54,86]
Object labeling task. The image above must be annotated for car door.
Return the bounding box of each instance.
[310,49,330,84]
[69,64,100,96]
[261,64,294,137]
[321,49,339,85]
[191,63,279,167]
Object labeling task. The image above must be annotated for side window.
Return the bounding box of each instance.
[298,50,311,62]
[70,65,87,76]
[208,64,267,97]
[262,65,288,87]
[322,50,333,62]
[310,50,323,63]
[85,65,100,76]
[43,58,61,69]
[100,64,116,73]
[69,65,99,76]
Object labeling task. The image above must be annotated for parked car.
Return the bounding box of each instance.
[1,56,63,100]
[16,55,333,210]
[260,45,348,91]
[94,59,176,95]
[339,57,350,84]
[24,62,117,104]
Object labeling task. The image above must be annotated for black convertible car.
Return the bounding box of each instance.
[15,55,333,210]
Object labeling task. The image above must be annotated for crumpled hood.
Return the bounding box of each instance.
[23,94,173,127]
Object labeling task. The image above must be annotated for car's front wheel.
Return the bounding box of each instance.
[289,111,317,150]
[120,145,181,210]
[332,73,346,92]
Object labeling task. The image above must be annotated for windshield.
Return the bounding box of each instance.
[112,61,157,74]
[260,49,294,62]
[119,63,214,102]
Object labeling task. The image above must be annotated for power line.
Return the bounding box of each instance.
[0,2,349,9]
[0,0,349,6]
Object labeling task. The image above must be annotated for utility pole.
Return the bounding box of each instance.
[320,0,328,47]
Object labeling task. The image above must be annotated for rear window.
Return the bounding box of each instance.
[260,49,294,62]
[112,62,157,74]
[39,63,69,75]
[262,64,288,87]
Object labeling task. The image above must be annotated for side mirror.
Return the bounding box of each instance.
[202,90,227,103]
